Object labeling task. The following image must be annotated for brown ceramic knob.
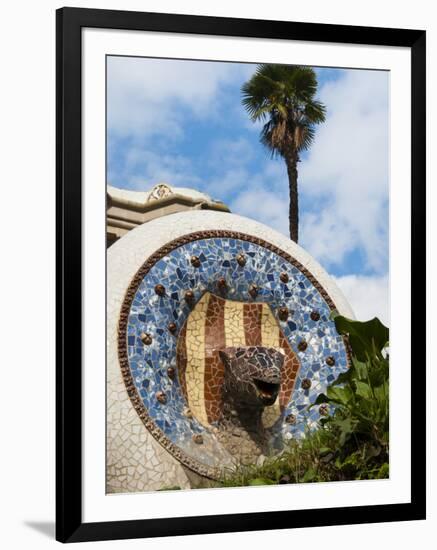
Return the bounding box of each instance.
[280,272,289,284]
[190,255,201,268]
[167,366,176,379]
[167,322,177,334]
[248,283,259,299]
[140,332,153,346]
[278,307,289,321]
[156,391,167,404]
[192,434,203,444]
[154,284,166,297]
[297,340,308,352]
[310,310,320,321]
[236,253,246,267]
[185,290,195,305]
[285,413,296,425]
[325,356,336,366]
[301,378,312,390]
[319,404,329,416]
[217,277,228,292]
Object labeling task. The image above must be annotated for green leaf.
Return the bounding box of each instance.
[248,478,275,486]
[329,309,339,320]
[376,463,389,479]
[374,384,388,402]
[330,417,356,445]
[341,453,359,467]
[327,385,354,405]
[333,316,389,361]
[352,358,369,380]
[331,369,353,386]
[368,359,389,387]
[355,381,373,399]
[302,468,317,482]
[319,447,332,456]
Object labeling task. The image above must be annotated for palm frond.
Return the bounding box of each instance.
[260,119,283,158]
[294,123,316,151]
[304,100,327,123]
[241,63,326,156]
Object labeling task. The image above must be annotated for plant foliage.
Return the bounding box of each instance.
[218,315,390,487]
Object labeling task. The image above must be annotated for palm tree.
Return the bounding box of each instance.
[242,64,326,243]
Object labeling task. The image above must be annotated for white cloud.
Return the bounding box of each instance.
[299,70,389,273]
[334,273,389,326]
[107,60,391,337]
[107,57,246,139]
[201,69,390,279]
[231,185,289,235]
[108,148,203,190]
[215,157,291,234]
[207,137,254,170]
[107,59,390,310]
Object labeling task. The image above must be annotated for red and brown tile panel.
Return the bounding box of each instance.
[204,294,226,423]
[177,292,301,426]
[176,323,188,404]
[278,332,301,411]
[243,303,263,346]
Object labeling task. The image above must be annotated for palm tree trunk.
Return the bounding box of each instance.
[286,153,299,243]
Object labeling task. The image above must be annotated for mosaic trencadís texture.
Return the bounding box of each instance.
[118,231,350,479]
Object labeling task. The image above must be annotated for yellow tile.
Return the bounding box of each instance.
[224,301,246,347]
[261,304,280,348]
[185,292,210,427]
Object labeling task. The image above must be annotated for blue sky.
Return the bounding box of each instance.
[107,57,389,324]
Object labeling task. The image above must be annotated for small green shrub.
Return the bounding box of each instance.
[218,315,389,487]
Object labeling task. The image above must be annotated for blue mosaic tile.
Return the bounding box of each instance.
[125,237,350,463]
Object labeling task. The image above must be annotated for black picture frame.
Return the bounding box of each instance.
[56,6,426,543]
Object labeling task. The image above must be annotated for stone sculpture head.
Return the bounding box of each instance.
[218,346,284,409]
[216,346,285,462]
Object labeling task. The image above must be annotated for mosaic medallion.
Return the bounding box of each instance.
[118,231,351,479]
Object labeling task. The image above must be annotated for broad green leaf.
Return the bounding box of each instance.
[327,385,354,405]
[330,417,356,445]
[352,358,369,380]
[319,447,332,456]
[302,468,317,482]
[368,360,389,387]
[248,478,275,486]
[332,369,353,386]
[374,384,388,403]
[355,381,373,399]
[333,316,389,361]
[331,417,355,433]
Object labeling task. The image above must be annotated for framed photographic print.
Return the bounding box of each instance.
[56,7,426,543]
